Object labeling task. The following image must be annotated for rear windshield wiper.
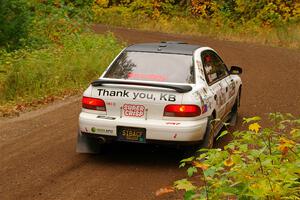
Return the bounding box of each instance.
[91,79,192,93]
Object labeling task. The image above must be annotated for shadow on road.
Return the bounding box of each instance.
[85,142,187,167]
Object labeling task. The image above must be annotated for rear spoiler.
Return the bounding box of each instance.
[91,79,192,93]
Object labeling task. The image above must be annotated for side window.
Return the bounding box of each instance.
[201,51,228,84]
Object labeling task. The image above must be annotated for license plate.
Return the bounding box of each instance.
[117,126,146,143]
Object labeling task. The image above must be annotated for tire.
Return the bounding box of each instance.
[229,88,240,126]
[232,88,240,113]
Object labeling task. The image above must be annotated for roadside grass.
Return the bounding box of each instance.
[0,33,123,117]
[93,7,300,49]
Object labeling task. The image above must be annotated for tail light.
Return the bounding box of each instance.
[164,104,201,117]
[82,96,106,111]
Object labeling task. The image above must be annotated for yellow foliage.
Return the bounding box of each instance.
[278,137,296,154]
[245,175,253,180]
[193,161,209,170]
[250,183,259,189]
[280,137,296,146]
[290,128,300,136]
[248,122,261,133]
[95,0,109,8]
[224,157,234,167]
[191,0,217,18]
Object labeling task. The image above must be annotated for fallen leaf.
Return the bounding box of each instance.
[155,186,174,196]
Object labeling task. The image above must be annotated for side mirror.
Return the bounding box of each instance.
[230,66,242,75]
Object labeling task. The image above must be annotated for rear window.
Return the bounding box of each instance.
[104,51,195,84]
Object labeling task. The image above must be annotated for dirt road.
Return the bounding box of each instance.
[1,25,299,200]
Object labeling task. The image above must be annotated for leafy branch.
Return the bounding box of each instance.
[173,113,300,199]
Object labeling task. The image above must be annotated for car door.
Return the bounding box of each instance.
[212,52,234,116]
[201,50,230,120]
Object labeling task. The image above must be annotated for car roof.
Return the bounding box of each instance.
[125,41,201,55]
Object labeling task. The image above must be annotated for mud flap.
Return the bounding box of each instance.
[76,131,102,153]
[229,111,238,127]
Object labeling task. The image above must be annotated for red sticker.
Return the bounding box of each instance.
[123,104,145,117]
[107,102,116,106]
[128,73,166,82]
[166,122,181,125]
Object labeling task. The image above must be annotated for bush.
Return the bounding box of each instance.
[92,0,300,48]
[175,113,300,199]
[0,0,125,116]
[93,0,300,26]
[190,0,300,26]
[0,0,33,50]
[93,0,177,18]
[0,0,94,51]
[28,0,95,48]
[0,33,123,105]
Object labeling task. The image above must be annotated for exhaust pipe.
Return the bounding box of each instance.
[98,136,106,144]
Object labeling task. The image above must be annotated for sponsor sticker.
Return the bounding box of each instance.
[201,105,208,113]
[91,127,113,134]
[123,104,145,117]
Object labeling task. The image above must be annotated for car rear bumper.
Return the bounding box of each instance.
[79,112,208,142]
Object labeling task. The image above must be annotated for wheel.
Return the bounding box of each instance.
[199,116,215,149]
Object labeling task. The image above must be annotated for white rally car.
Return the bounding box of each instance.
[77,41,242,153]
